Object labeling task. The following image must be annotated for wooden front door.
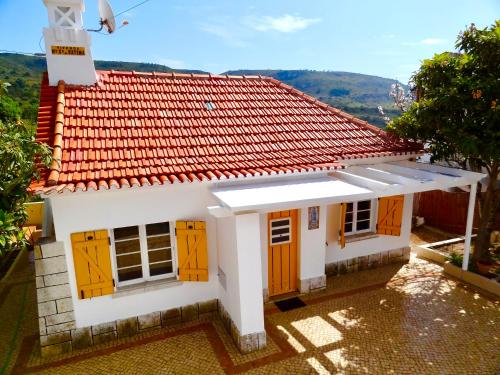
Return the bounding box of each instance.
[268,209,298,297]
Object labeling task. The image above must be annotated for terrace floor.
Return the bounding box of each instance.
[1,237,499,374]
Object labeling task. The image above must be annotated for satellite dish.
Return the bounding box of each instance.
[98,0,116,34]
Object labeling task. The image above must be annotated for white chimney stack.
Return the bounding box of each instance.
[42,0,97,86]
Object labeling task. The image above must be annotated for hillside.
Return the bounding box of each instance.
[0,53,401,126]
[0,53,206,121]
[224,70,402,127]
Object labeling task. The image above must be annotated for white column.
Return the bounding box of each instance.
[234,213,265,335]
[462,183,477,271]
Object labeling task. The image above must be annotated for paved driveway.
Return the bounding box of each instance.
[2,252,499,374]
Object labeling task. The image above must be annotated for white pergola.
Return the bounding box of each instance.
[210,160,485,271]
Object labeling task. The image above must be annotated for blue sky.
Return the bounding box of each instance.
[0,0,498,82]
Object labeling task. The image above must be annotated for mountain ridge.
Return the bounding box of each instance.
[0,53,400,126]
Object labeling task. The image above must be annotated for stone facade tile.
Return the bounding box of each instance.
[38,301,57,317]
[93,331,117,345]
[35,256,67,276]
[161,308,181,327]
[46,321,76,335]
[39,317,47,335]
[56,297,74,313]
[117,317,138,338]
[36,276,45,289]
[45,311,75,326]
[40,241,65,258]
[138,312,161,331]
[181,304,199,322]
[92,321,116,335]
[40,332,71,347]
[71,327,93,350]
[40,341,72,357]
[37,284,72,303]
[198,299,218,315]
[43,272,69,287]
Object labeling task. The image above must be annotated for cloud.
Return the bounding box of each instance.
[403,38,447,46]
[249,14,321,33]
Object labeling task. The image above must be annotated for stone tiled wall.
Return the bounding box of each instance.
[326,247,411,276]
[35,239,220,357]
[299,275,327,294]
[35,239,76,357]
[218,303,266,354]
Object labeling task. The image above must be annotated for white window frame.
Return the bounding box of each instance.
[344,199,377,236]
[269,217,292,245]
[109,221,177,287]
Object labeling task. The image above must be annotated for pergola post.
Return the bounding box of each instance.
[462,183,478,271]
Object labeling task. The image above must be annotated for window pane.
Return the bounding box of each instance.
[357,220,370,231]
[344,223,352,233]
[148,248,171,263]
[150,261,173,276]
[357,210,371,221]
[114,226,139,240]
[147,234,171,250]
[271,219,289,228]
[357,200,371,211]
[346,202,353,212]
[272,235,289,244]
[345,212,353,223]
[116,252,142,269]
[115,239,140,255]
[272,227,289,236]
[118,266,143,282]
[146,222,170,236]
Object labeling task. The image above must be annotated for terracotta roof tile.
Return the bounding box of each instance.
[32,70,421,194]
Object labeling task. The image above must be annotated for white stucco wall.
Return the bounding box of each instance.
[49,183,220,327]
[299,206,327,281]
[216,216,241,328]
[325,194,414,263]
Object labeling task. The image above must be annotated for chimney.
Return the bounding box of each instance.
[42,0,97,86]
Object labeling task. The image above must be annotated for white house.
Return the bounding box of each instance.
[32,0,485,357]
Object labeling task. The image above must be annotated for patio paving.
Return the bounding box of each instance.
[1,248,499,374]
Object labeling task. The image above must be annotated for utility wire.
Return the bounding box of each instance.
[114,0,153,19]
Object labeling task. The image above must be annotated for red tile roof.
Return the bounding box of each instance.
[32,70,421,194]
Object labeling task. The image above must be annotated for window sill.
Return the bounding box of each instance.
[345,232,378,244]
[113,277,182,299]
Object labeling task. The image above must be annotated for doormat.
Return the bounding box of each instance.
[274,297,306,312]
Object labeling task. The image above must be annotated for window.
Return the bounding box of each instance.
[344,200,375,235]
[111,222,176,286]
[204,101,216,110]
[270,218,291,245]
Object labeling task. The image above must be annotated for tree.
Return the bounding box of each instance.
[0,86,52,257]
[387,21,500,263]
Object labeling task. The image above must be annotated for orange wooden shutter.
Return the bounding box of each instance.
[176,221,208,282]
[377,195,404,236]
[339,203,347,249]
[71,230,114,299]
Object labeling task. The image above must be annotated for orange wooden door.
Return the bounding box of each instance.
[268,209,298,297]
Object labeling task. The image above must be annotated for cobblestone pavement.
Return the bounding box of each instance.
[1,250,499,375]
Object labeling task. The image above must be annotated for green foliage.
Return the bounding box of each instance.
[447,252,463,267]
[388,21,500,261]
[0,53,207,123]
[0,103,52,257]
[0,94,21,123]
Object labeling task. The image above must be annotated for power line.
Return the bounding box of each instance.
[114,0,153,19]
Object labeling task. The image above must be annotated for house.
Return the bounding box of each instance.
[32,0,485,357]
